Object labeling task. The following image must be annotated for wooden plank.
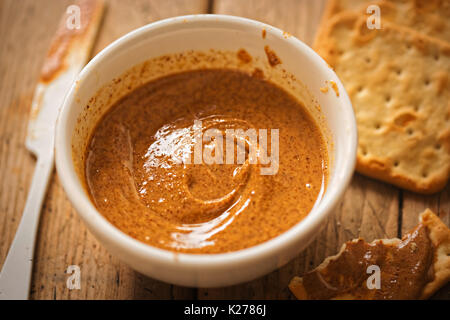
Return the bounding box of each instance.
[92,0,209,54]
[212,0,327,45]
[200,0,400,299]
[0,0,208,300]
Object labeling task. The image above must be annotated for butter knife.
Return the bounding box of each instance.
[0,0,104,300]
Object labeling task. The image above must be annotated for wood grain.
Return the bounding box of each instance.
[0,0,448,300]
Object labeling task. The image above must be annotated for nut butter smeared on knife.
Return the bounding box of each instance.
[289,209,450,299]
[0,0,104,300]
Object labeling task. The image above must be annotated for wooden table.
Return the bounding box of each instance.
[0,0,448,300]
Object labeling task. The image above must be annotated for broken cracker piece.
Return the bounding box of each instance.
[289,209,450,300]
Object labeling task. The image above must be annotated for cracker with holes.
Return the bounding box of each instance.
[289,209,450,299]
[315,12,450,193]
[317,0,450,43]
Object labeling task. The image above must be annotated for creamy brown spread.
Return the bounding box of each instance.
[85,68,328,253]
[298,223,434,299]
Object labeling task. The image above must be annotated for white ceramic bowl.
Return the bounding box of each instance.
[55,14,357,287]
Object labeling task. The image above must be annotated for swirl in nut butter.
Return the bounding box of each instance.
[85,69,328,253]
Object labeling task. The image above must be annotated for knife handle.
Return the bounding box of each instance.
[0,155,54,300]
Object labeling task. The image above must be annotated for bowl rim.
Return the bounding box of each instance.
[55,14,357,268]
